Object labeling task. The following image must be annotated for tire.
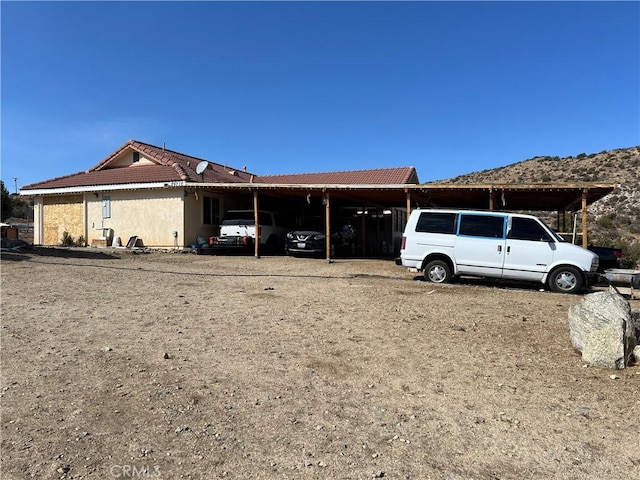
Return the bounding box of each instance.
[424,259,452,284]
[548,266,583,294]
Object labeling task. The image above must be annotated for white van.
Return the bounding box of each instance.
[397,209,600,294]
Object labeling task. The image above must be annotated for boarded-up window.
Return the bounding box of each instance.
[42,195,83,245]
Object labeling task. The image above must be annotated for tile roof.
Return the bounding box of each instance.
[21,166,184,190]
[256,167,419,185]
[91,140,256,184]
[21,140,418,190]
[22,140,256,190]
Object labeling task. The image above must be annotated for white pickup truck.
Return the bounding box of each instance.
[209,210,290,254]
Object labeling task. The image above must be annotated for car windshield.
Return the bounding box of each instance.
[538,218,565,242]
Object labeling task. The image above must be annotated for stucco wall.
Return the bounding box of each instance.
[35,188,260,248]
[42,195,84,245]
[183,191,224,247]
[86,190,184,248]
[109,150,156,168]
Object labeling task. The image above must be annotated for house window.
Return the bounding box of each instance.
[102,196,111,219]
[132,152,140,163]
[203,196,220,225]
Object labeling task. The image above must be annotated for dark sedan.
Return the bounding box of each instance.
[285,223,356,257]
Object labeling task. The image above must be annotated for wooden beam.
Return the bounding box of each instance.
[253,190,260,258]
[361,206,367,257]
[581,189,588,248]
[564,193,584,213]
[405,190,411,226]
[489,188,495,211]
[325,191,331,260]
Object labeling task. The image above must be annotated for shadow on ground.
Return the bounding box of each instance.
[1,246,120,261]
[410,274,609,295]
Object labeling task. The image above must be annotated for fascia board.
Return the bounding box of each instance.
[20,181,187,196]
[193,183,415,190]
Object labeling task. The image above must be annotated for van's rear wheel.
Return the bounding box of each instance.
[424,260,452,284]
[548,266,583,294]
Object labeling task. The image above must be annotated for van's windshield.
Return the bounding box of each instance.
[538,218,565,242]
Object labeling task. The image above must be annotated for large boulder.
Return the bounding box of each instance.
[568,287,637,369]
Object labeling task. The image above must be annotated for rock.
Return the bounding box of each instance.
[568,288,637,369]
[634,345,640,364]
[582,320,625,369]
[632,310,640,333]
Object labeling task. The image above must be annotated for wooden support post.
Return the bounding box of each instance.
[489,189,495,211]
[361,206,367,257]
[405,191,411,226]
[253,190,260,258]
[581,190,588,248]
[324,191,331,260]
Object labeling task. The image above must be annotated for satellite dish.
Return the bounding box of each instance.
[195,161,208,175]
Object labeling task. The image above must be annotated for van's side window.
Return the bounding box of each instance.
[459,214,505,238]
[508,217,550,241]
[416,212,457,234]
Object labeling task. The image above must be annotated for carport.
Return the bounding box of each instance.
[192,181,616,259]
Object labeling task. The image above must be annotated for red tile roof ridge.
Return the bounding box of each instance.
[89,139,252,174]
[172,163,188,181]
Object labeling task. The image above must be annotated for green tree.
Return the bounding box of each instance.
[1,181,14,222]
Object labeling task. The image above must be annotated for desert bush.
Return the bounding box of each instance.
[60,231,86,247]
[60,231,75,247]
[597,216,615,229]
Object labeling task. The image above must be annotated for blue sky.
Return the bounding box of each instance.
[2,1,639,191]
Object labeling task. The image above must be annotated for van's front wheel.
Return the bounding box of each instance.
[548,266,583,294]
[424,260,452,284]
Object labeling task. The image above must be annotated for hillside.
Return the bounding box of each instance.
[435,146,640,267]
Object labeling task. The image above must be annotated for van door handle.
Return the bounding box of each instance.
[498,245,502,253]
[507,246,511,254]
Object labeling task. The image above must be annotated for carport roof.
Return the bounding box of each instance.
[194,181,616,213]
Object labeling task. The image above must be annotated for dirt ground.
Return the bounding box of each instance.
[1,247,639,480]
